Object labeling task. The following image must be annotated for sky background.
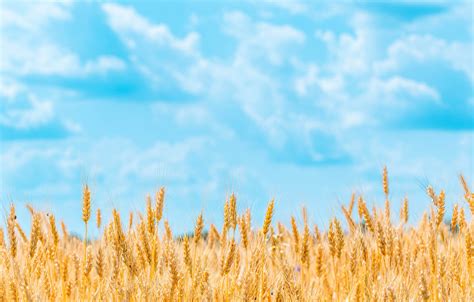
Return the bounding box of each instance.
[1,0,473,235]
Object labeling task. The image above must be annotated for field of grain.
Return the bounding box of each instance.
[1,168,473,301]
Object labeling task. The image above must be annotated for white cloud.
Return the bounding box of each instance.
[375,35,473,82]
[0,1,72,30]
[0,78,24,100]
[315,13,375,75]
[102,3,200,55]
[0,2,126,78]
[224,11,305,65]
[84,56,126,75]
[0,94,54,129]
[258,0,307,14]
[103,6,313,155]
[1,42,126,77]
[0,79,80,134]
[368,76,440,104]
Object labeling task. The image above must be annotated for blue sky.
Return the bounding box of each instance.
[1,0,473,235]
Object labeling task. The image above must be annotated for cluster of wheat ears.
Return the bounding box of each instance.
[0,168,473,301]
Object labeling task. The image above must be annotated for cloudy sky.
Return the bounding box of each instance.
[1,0,473,234]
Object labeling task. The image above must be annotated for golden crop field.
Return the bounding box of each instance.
[1,168,473,301]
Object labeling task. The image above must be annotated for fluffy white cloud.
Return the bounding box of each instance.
[102,3,199,55]
[0,94,54,129]
[0,2,126,78]
[1,42,126,77]
[375,34,473,82]
[223,11,305,65]
[315,13,375,76]
[368,76,440,104]
[0,1,72,30]
[102,5,334,164]
[258,0,308,14]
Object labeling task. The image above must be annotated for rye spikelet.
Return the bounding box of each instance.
[155,187,165,223]
[96,209,102,229]
[400,197,409,224]
[451,204,458,232]
[229,193,237,230]
[436,190,445,227]
[194,213,204,245]
[262,199,274,237]
[358,197,374,233]
[146,194,155,234]
[49,213,59,248]
[82,185,91,223]
[7,204,17,258]
[291,216,300,255]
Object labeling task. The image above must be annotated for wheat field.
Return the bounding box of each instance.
[1,168,473,301]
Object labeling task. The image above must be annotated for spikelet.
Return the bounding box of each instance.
[349,245,357,274]
[314,224,321,242]
[383,166,391,221]
[383,166,389,197]
[26,204,35,215]
[458,207,466,232]
[138,222,151,264]
[61,220,68,239]
[95,247,104,279]
[155,187,165,223]
[82,184,91,265]
[15,222,27,243]
[328,219,337,258]
[49,214,59,248]
[82,185,91,223]
[301,222,310,266]
[61,255,69,284]
[29,213,41,257]
[436,190,446,227]
[291,216,300,255]
[164,220,173,241]
[96,209,102,229]
[334,218,344,258]
[239,216,248,249]
[419,273,430,301]
[348,193,356,216]
[451,204,458,232]
[128,212,134,231]
[9,281,18,302]
[262,199,274,237]
[383,287,395,302]
[221,239,236,275]
[223,199,230,233]
[465,231,473,274]
[376,222,386,256]
[460,174,474,216]
[83,246,93,278]
[7,204,17,258]
[208,224,220,247]
[315,243,323,276]
[183,236,192,275]
[341,205,356,233]
[144,196,154,234]
[0,228,4,248]
[459,174,471,199]
[166,242,179,292]
[245,208,251,232]
[427,186,437,206]
[229,193,237,230]
[194,213,204,245]
[400,197,409,224]
[358,197,374,233]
